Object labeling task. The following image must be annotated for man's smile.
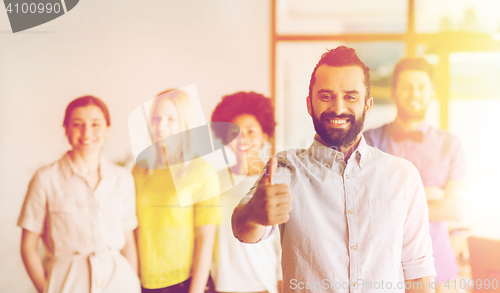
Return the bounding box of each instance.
[325,118,350,128]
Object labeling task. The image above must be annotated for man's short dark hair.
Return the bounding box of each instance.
[392,57,435,89]
[211,91,276,144]
[308,46,370,102]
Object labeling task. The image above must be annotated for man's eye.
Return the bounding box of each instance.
[346,95,356,100]
[319,95,332,101]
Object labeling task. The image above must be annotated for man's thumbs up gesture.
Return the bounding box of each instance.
[245,157,293,226]
[232,157,293,243]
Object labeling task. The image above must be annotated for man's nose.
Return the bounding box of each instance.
[329,97,347,114]
[410,87,422,100]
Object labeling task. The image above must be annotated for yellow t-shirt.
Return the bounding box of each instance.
[132,158,221,289]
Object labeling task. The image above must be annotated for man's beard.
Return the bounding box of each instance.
[396,103,426,121]
[311,107,366,149]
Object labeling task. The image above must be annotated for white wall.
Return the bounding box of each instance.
[0,1,270,291]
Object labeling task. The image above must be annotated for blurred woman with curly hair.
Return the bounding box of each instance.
[210,92,282,293]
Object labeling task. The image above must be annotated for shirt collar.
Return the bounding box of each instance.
[309,135,367,168]
[61,152,116,180]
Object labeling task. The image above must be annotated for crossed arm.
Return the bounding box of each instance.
[425,180,468,222]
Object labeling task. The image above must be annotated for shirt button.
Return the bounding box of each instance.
[353,282,357,287]
[360,160,364,165]
[336,153,341,159]
[351,246,356,250]
[348,210,353,214]
[345,174,350,179]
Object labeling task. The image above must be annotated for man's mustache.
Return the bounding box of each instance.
[320,112,355,121]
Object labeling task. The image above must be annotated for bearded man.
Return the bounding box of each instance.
[232,46,437,293]
[364,57,467,293]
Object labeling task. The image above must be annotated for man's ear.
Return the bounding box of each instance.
[306,96,312,117]
[365,96,373,115]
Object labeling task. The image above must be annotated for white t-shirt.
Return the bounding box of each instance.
[212,173,282,293]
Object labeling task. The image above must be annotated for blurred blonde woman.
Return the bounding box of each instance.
[18,96,140,293]
[133,89,221,293]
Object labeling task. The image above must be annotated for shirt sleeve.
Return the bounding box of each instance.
[401,163,437,280]
[121,171,138,231]
[194,164,221,227]
[447,137,467,181]
[17,170,47,234]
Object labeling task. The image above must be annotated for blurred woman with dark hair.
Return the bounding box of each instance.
[18,96,140,293]
[210,92,282,293]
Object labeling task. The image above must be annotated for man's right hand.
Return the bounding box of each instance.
[244,157,293,226]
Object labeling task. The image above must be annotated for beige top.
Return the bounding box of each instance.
[18,153,140,293]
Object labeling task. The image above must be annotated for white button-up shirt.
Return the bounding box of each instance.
[240,136,435,293]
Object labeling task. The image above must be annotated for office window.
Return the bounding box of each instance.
[276,0,407,35]
[448,52,500,238]
[415,0,500,33]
